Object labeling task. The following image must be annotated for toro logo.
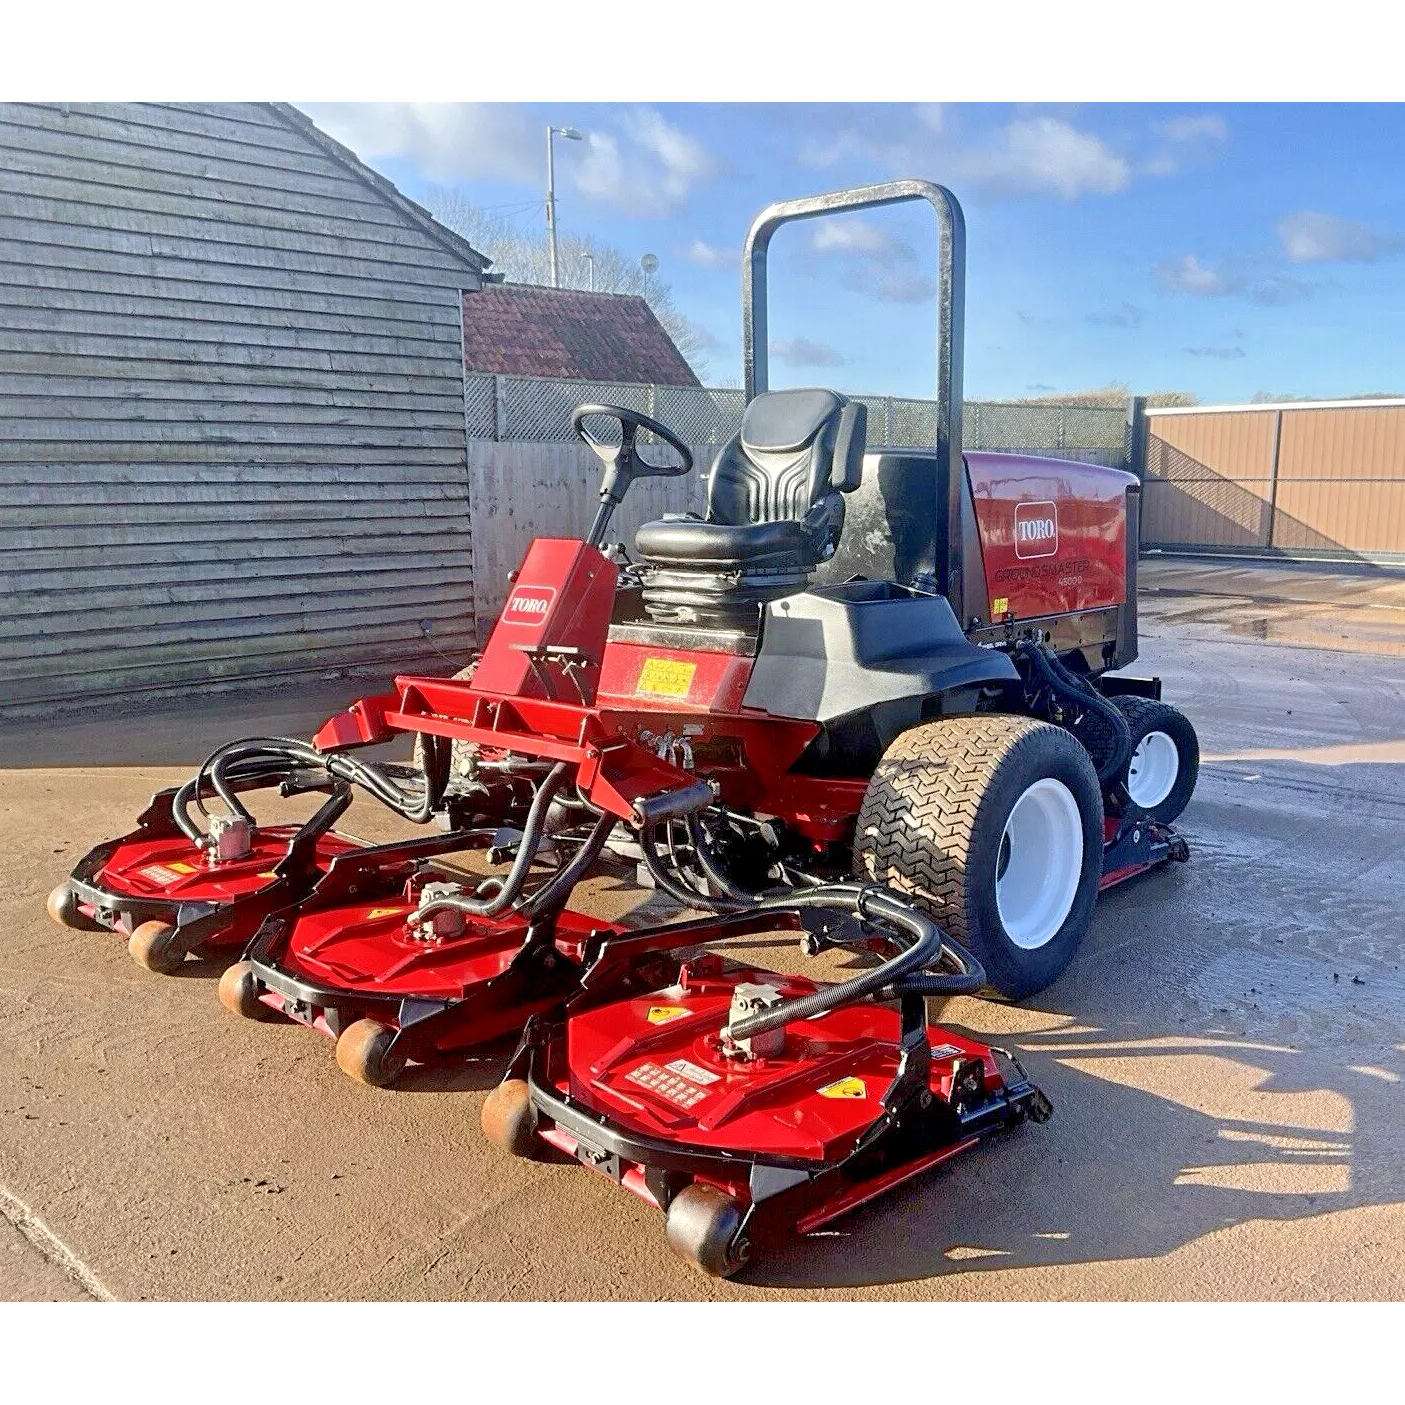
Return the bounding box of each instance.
[502,585,557,627]
[1014,501,1059,559]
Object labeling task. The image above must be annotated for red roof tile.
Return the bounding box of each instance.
[460,285,700,387]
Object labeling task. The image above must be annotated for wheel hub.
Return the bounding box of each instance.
[995,777,1083,950]
[1126,730,1179,809]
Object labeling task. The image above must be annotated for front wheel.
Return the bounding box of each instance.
[853,715,1104,999]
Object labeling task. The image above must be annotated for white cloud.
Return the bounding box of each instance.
[812,219,906,257]
[807,217,933,303]
[773,337,846,368]
[297,102,719,219]
[1088,302,1144,328]
[681,238,731,268]
[301,102,541,186]
[1278,209,1403,264]
[574,109,720,217]
[1158,253,1236,296]
[1158,253,1313,305]
[958,117,1130,200]
[797,109,1128,201]
[916,104,947,134]
[1157,114,1229,144]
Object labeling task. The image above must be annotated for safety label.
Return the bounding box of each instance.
[664,1057,720,1086]
[930,1044,964,1060]
[817,1075,867,1100]
[646,1005,690,1025]
[367,907,405,921]
[626,1061,711,1110]
[636,657,696,699]
[991,596,1010,617]
[140,864,187,886]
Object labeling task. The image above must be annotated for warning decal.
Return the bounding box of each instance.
[626,1061,710,1110]
[367,907,405,920]
[646,1005,690,1025]
[930,1044,964,1061]
[636,658,696,699]
[664,1057,720,1086]
[817,1075,867,1100]
[139,864,186,886]
[991,596,1010,618]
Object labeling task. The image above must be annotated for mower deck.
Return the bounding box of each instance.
[503,941,1049,1270]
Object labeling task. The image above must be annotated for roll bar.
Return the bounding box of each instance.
[740,178,968,614]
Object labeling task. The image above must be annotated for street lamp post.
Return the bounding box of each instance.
[545,124,582,289]
[581,252,595,292]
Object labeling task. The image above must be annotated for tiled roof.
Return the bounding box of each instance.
[460,284,700,386]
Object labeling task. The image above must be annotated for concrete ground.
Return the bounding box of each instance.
[3,555,1405,1301]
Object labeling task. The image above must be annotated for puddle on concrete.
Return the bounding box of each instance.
[1142,594,1405,656]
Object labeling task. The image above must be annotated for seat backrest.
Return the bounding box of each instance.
[706,388,866,526]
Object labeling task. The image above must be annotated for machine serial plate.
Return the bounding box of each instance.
[636,658,697,698]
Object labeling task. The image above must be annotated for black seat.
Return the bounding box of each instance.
[634,388,866,626]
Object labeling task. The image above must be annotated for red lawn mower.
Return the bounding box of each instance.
[307,178,1197,1004]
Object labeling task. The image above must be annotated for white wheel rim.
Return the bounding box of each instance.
[996,778,1084,951]
[1126,731,1179,809]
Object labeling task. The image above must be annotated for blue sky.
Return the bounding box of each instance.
[303,103,1405,402]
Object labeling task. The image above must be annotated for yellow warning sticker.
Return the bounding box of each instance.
[646,1005,690,1025]
[168,861,198,875]
[367,907,404,920]
[818,1075,867,1100]
[636,657,697,699]
[991,597,1010,618]
[258,871,279,879]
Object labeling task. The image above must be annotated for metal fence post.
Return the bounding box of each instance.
[1266,407,1284,550]
[493,375,507,442]
[1124,395,1148,478]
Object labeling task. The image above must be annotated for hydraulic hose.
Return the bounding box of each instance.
[182,733,449,845]
[413,763,568,921]
[725,884,983,1042]
[515,803,617,919]
[1018,640,1131,786]
[639,820,739,912]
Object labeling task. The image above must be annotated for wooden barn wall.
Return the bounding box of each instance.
[0,101,480,708]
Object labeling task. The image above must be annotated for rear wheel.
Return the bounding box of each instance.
[664,1184,750,1279]
[853,715,1103,999]
[128,920,185,975]
[335,1018,406,1088]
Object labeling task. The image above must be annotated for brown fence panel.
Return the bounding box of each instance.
[1272,405,1405,554]
[1142,400,1405,559]
[1142,409,1277,549]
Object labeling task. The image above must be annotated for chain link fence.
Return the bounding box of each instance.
[465,374,1130,465]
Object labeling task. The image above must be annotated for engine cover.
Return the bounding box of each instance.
[965,452,1137,624]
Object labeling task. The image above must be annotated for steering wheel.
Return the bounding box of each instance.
[570,403,693,509]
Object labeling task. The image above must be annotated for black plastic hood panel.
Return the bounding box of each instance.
[741,586,1019,724]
